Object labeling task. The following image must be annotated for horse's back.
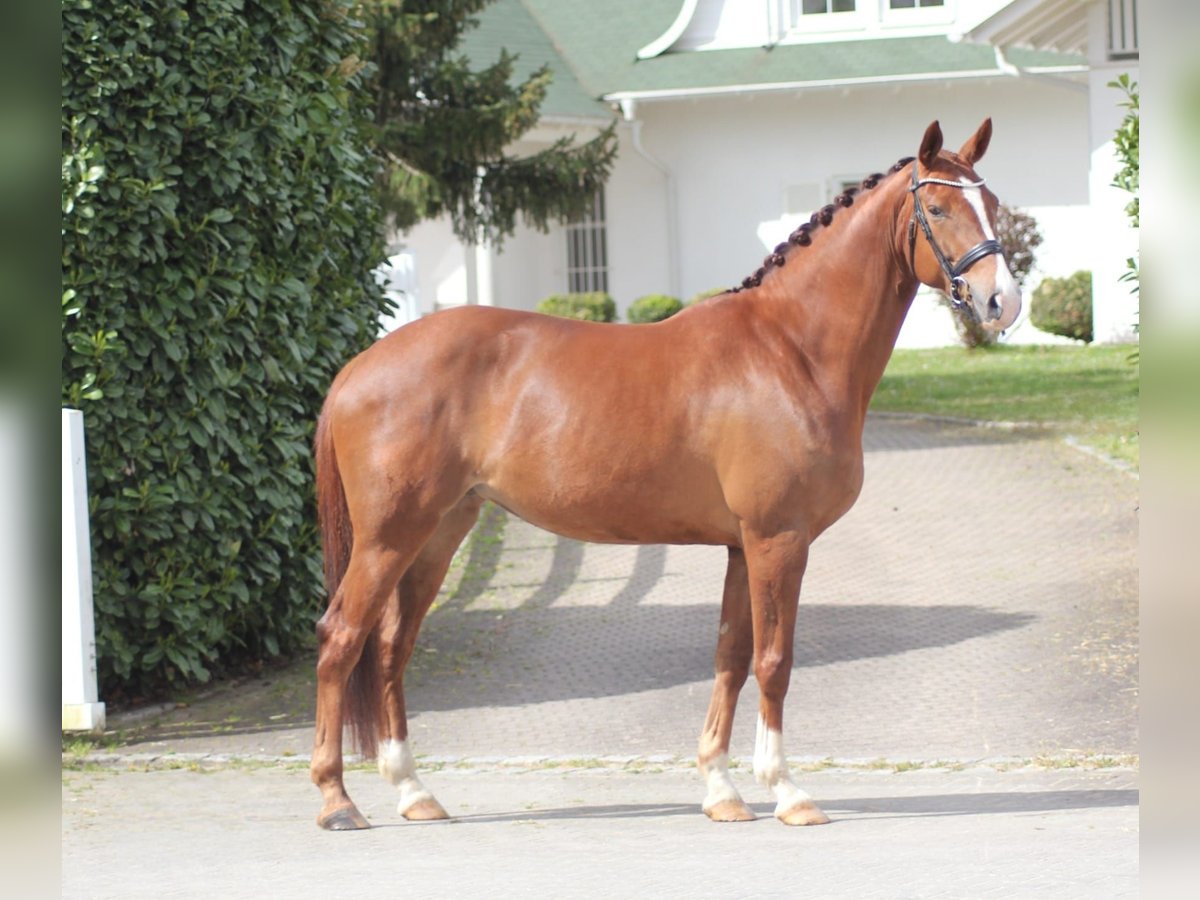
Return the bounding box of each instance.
[328,305,744,544]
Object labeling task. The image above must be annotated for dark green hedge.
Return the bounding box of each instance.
[62,0,389,696]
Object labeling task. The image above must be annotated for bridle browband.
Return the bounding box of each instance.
[908,161,1004,319]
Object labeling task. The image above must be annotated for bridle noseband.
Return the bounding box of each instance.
[908,162,1004,319]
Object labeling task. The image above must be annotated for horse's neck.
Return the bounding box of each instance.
[757,184,917,417]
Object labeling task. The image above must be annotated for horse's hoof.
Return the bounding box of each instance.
[777,801,831,826]
[704,798,757,822]
[401,797,450,821]
[318,805,371,830]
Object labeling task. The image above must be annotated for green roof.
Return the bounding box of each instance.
[459,0,612,120]
[599,37,1082,97]
[463,1,1084,110]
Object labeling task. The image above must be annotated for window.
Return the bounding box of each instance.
[880,0,952,28]
[797,0,856,14]
[1107,0,1138,60]
[565,190,608,293]
[783,0,860,35]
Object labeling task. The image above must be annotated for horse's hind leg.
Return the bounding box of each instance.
[698,547,756,822]
[377,493,484,820]
[312,508,446,830]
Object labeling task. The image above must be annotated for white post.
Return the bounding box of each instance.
[61,409,105,732]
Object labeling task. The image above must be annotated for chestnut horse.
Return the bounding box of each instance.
[311,120,1020,829]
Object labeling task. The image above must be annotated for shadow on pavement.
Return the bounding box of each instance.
[110,598,1033,744]
[815,788,1139,818]
[411,601,1036,711]
[389,787,1136,826]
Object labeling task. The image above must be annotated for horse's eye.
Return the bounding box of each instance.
[929,205,944,217]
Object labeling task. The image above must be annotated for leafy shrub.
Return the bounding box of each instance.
[995,204,1042,290]
[688,287,726,305]
[627,294,683,323]
[1109,74,1139,343]
[1109,75,1139,230]
[1032,271,1093,343]
[62,0,389,697]
[536,292,616,322]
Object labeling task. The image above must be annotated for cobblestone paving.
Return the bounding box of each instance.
[63,416,1139,897]
[399,415,1138,764]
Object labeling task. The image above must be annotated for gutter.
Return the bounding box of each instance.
[618,98,680,300]
[604,64,1085,106]
[990,44,1088,93]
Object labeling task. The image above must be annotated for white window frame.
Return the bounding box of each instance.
[880,0,954,29]
[781,1,866,37]
[1107,0,1139,60]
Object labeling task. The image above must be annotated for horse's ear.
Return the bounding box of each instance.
[959,118,993,165]
[919,120,943,169]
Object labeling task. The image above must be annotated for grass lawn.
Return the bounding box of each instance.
[872,344,1139,468]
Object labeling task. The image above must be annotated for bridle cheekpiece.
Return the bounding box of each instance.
[908,161,1004,320]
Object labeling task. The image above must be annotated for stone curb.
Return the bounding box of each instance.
[63,750,1139,775]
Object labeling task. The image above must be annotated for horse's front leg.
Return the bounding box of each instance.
[743,529,831,826]
[698,547,756,821]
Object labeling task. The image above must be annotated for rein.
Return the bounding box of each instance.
[908,162,1004,319]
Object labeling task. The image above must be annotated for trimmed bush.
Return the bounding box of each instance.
[995,204,1043,290]
[62,0,389,697]
[1032,271,1093,343]
[536,292,616,322]
[688,287,727,306]
[627,294,683,323]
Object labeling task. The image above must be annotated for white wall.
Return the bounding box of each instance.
[403,216,468,313]
[400,120,674,320]
[605,122,674,310]
[490,225,563,312]
[628,75,1090,346]
[400,64,1109,346]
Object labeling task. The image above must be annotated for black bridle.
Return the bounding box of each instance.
[908,162,1004,320]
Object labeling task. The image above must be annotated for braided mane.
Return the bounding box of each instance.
[730,156,916,293]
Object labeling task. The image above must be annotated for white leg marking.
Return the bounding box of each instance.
[754,715,813,817]
[700,753,743,811]
[378,739,436,815]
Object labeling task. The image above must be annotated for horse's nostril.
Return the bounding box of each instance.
[986,293,1002,321]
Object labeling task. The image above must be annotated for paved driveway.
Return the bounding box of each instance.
[62,415,1139,897]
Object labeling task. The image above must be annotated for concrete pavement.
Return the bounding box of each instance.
[62,415,1139,897]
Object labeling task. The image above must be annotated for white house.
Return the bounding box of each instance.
[398,0,1139,346]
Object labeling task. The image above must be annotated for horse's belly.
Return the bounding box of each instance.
[473,478,739,546]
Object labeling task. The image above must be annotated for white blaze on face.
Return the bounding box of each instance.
[959,180,1020,312]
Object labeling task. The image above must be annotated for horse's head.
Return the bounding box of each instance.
[908,119,1021,332]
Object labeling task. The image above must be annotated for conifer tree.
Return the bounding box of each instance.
[361,0,617,246]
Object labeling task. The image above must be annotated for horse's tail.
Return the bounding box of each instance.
[314,393,382,760]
